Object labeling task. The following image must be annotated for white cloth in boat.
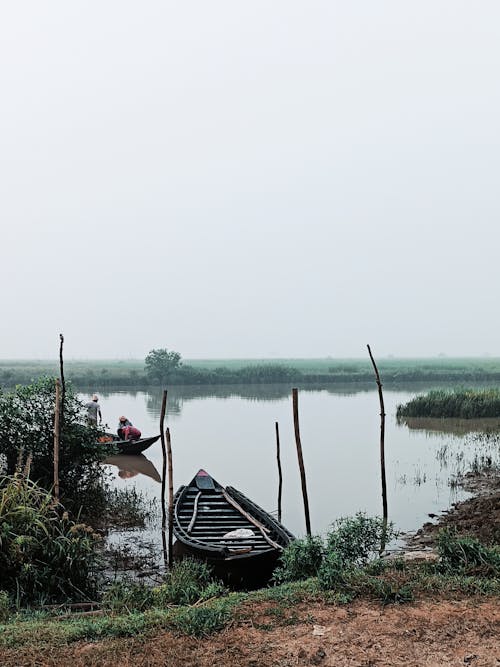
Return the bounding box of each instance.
[222,528,255,540]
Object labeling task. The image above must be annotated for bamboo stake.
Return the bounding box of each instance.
[159,390,168,568]
[367,345,388,527]
[59,333,66,432]
[275,421,283,523]
[53,378,61,501]
[166,426,174,568]
[292,388,311,536]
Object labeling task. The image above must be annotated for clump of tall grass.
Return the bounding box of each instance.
[153,558,227,606]
[397,388,500,419]
[0,474,102,605]
[437,529,500,576]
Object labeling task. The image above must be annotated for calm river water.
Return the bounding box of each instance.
[87,384,499,545]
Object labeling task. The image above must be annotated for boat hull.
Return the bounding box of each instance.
[98,433,160,455]
[172,539,283,589]
[173,470,294,589]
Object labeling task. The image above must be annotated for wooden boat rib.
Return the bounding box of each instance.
[173,469,295,587]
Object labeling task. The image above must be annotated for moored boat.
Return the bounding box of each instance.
[98,433,160,455]
[173,469,295,588]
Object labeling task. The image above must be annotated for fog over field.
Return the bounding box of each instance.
[1,2,499,359]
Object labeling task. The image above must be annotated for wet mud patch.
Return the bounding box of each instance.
[408,468,500,548]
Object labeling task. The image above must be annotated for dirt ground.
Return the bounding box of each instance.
[2,470,499,667]
[2,598,498,667]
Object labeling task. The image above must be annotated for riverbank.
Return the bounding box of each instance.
[1,598,497,666]
[1,468,498,667]
[407,467,500,548]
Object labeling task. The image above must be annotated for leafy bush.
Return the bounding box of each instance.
[0,475,102,604]
[0,378,107,510]
[316,551,351,590]
[273,536,324,584]
[325,513,396,567]
[437,529,500,576]
[274,515,396,592]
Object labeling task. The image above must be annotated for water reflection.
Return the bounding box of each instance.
[95,383,378,421]
[93,380,500,422]
[398,417,500,436]
[104,454,161,483]
[91,383,498,540]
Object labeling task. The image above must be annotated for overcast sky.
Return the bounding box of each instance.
[1,2,499,359]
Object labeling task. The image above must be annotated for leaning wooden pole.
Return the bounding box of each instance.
[292,388,311,536]
[367,345,388,524]
[275,421,283,523]
[159,390,168,568]
[59,333,66,432]
[53,378,61,501]
[166,426,174,568]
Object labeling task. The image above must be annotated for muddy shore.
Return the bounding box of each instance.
[406,468,500,550]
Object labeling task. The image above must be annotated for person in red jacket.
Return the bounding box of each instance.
[117,416,141,441]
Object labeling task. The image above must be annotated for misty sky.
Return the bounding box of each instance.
[1,2,499,359]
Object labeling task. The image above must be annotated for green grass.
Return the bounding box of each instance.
[397,388,500,418]
[1,559,498,649]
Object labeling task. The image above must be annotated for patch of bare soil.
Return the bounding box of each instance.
[1,599,498,667]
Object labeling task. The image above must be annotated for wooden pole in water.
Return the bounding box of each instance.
[59,334,66,432]
[166,427,174,568]
[159,390,168,568]
[275,421,283,523]
[367,345,388,525]
[53,378,61,501]
[292,388,311,536]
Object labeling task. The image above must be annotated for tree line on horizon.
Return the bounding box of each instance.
[3,349,500,389]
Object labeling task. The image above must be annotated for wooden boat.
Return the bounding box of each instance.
[173,469,295,588]
[97,433,160,455]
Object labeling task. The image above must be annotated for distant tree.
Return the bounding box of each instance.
[145,348,182,384]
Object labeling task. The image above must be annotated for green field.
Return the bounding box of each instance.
[2,357,500,389]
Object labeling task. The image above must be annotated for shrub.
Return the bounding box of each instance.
[0,378,107,511]
[317,551,351,590]
[273,515,394,588]
[273,536,324,584]
[0,475,102,604]
[325,513,396,568]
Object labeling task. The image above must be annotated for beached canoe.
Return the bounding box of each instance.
[173,469,295,587]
